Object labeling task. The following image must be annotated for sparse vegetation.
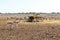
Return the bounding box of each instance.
[0,13,60,40]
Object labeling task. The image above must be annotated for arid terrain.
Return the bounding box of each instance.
[0,13,60,40]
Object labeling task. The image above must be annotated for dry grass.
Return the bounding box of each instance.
[0,16,60,40]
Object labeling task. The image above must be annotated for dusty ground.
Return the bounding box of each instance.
[0,17,60,40]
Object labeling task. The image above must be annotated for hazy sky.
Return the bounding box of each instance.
[0,0,60,13]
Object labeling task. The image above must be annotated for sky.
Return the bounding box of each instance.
[0,0,60,13]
